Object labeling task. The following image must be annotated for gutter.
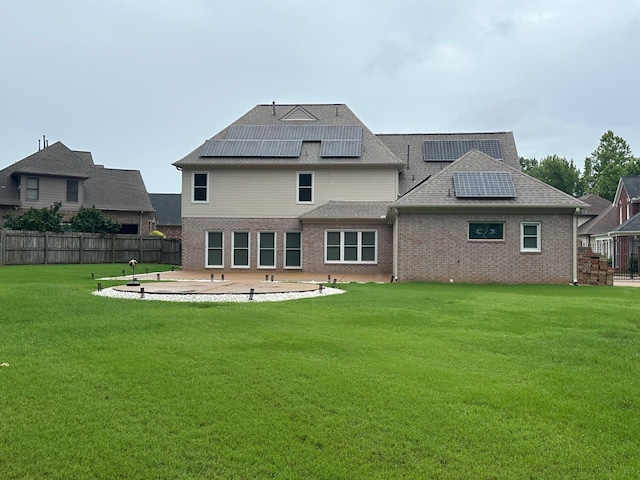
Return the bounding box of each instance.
[573,207,579,284]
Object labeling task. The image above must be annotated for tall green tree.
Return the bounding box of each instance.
[4,203,65,232]
[520,155,581,196]
[589,130,640,201]
[70,206,120,234]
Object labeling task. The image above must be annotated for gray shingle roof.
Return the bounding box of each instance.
[149,193,181,225]
[391,150,587,209]
[578,204,618,236]
[377,132,520,196]
[0,141,153,212]
[610,212,640,235]
[173,104,405,168]
[578,193,611,216]
[298,201,391,221]
[620,176,640,201]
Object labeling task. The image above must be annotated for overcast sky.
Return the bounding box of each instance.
[2,1,639,193]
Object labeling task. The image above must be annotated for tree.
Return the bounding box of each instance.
[4,202,64,232]
[588,130,640,201]
[520,155,581,196]
[70,206,120,234]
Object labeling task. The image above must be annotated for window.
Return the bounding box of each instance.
[193,173,208,202]
[521,222,541,252]
[297,172,313,204]
[325,230,377,264]
[232,231,249,267]
[206,231,223,267]
[258,232,276,268]
[67,180,79,202]
[468,222,504,240]
[26,177,39,200]
[284,232,302,268]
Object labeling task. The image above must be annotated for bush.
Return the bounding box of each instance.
[150,230,166,238]
[628,254,638,274]
[70,206,120,234]
[4,202,64,232]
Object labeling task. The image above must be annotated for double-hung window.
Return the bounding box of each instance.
[193,172,208,203]
[232,231,250,267]
[297,172,313,204]
[521,222,541,252]
[258,232,276,268]
[67,180,79,202]
[325,230,377,264]
[206,231,223,267]
[284,232,302,269]
[26,177,39,200]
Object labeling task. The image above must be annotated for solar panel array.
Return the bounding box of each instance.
[452,172,517,198]
[200,125,363,158]
[423,140,503,162]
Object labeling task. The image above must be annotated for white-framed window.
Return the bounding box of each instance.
[468,222,504,241]
[521,222,541,252]
[192,172,208,203]
[325,230,377,264]
[206,231,223,267]
[26,177,39,200]
[297,172,313,204]
[232,231,250,268]
[284,231,302,269]
[258,231,276,269]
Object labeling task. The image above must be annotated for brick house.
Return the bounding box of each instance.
[149,193,182,239]
[0,141,154,234]
[174,103,587,284]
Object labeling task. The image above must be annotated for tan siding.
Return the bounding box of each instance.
[181,167,397,218]
[20,175,83,211]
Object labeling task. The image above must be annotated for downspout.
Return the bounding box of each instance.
[573,208,579,284]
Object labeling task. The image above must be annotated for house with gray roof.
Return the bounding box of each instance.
[174,103,587,284]
[608,176,640,270]
[149,193,182,239]
[0,141,154,234]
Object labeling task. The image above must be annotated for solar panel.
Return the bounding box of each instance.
[423,140,503,162]
[203,125,364,157]
[200,140,302,157]
[453,172,517,198]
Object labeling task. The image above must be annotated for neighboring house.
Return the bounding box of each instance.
[173,103,587,284]
[149,193,182,239]
[0,141,154,234]
[606,176,640,270]
[577,193,617,258]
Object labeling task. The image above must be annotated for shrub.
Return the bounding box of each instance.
[4,202,64,232]
[70,206,120,234]
[150,230,166,238]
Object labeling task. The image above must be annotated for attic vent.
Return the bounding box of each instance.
[281,106,318,121]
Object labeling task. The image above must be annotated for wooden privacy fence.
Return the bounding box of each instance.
[0,230,181,266]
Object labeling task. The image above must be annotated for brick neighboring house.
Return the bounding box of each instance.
[608,176,640,270]
[0,141,154,234]
[174,103,587,284]
[149,193,182,239]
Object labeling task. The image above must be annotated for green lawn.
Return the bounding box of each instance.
[1,264,639,479]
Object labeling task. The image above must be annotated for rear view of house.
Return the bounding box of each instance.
[174,103,587,284]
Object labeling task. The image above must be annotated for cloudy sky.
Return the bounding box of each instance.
[2,1,639,193]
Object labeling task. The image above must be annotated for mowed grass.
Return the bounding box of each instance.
[1,265,639,479]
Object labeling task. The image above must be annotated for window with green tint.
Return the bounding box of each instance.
[468,222,504,240]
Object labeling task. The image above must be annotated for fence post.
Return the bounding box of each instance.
[44,232,48,265]
[0,229,4,266]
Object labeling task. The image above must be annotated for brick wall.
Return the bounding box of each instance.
[396,212,575,284]
[182,217,393,275]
